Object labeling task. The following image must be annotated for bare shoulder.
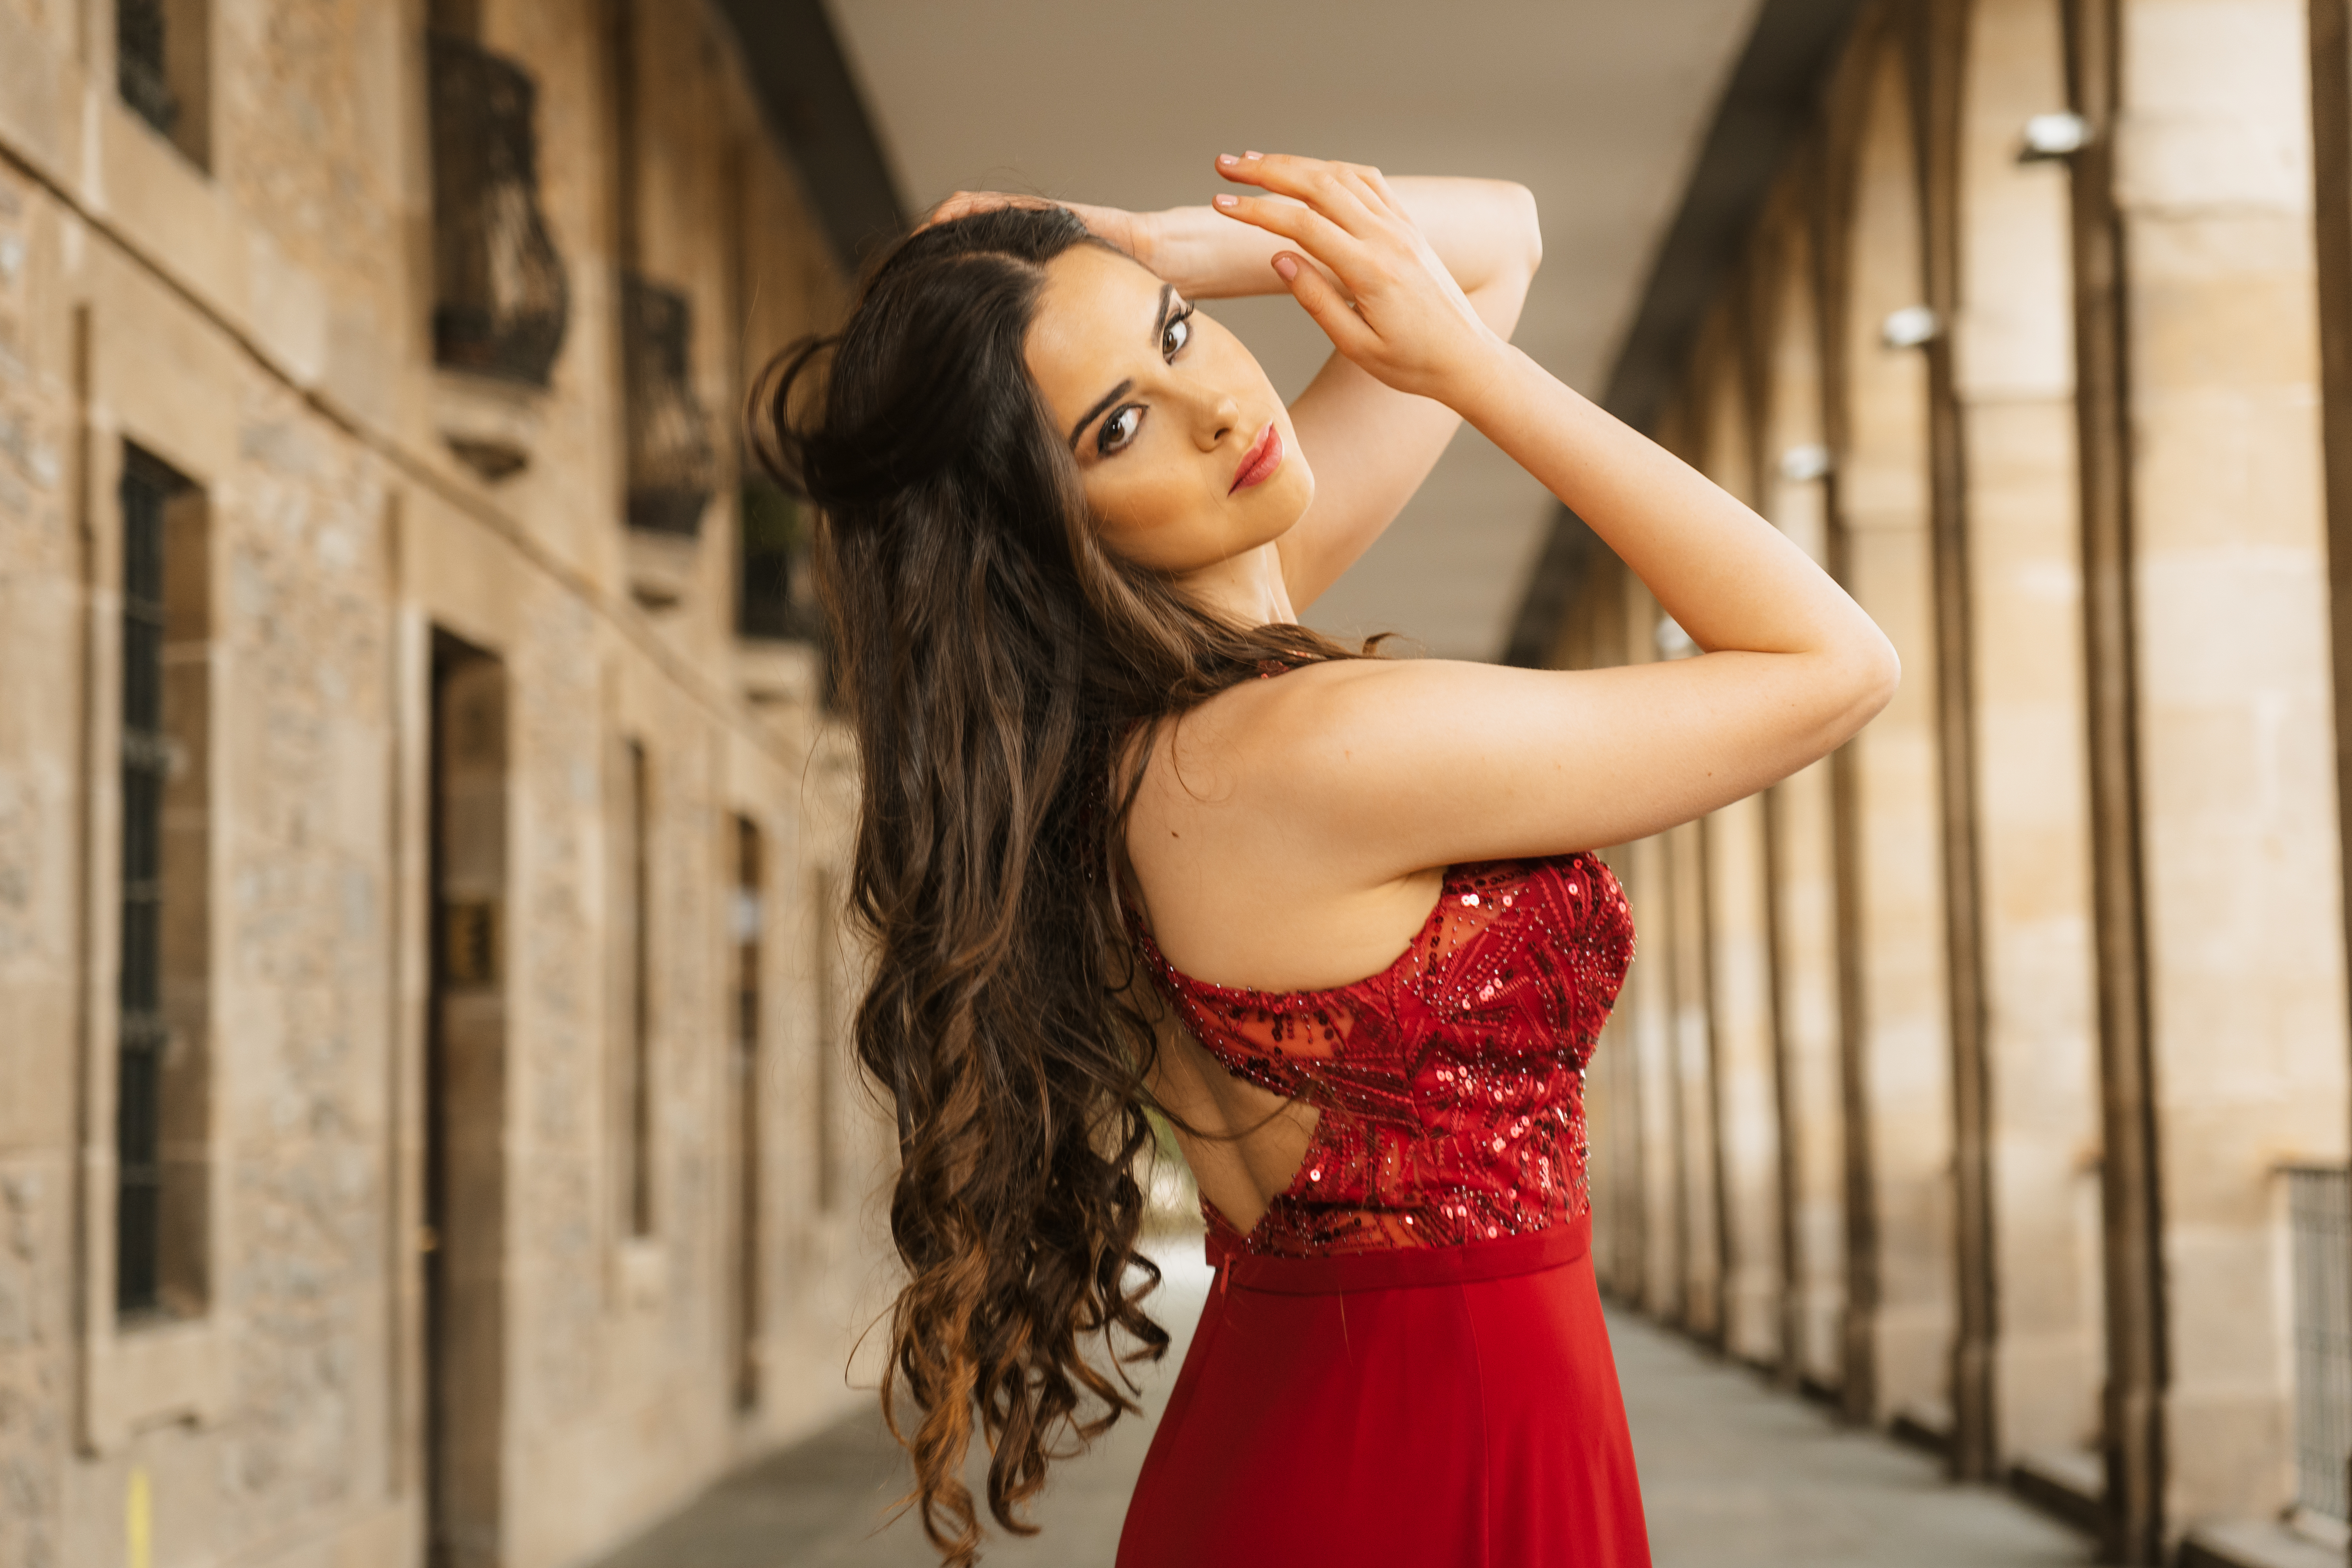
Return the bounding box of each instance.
[1120,659,1455,991]
[1126,658,1408,829]
[1127,655,1540,846]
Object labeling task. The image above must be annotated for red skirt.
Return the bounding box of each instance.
[1116,1214,1651,1567]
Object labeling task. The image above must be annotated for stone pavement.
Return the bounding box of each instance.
[591,1252,2095,1567]
[1614,1314,2094,1568]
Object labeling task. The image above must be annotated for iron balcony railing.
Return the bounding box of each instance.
[2288,1164,2352,1521]
[621,272,718,537]
[428,34,570,387]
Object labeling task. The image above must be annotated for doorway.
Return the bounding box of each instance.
[425,631,508,1568]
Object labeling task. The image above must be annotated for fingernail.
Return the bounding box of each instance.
[1272,255,1298,280]
[1214,194,1238,209]
[1217,153,1238,166]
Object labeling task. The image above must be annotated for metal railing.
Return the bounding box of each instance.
[2288,1164,2352,1521]
[621,272,717,536]
[428,35,570,387]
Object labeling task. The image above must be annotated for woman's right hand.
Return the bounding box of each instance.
[1209,152,1509,405]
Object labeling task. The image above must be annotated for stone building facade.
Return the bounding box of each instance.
[1535,0,2352,1560]
[0,3,894,1566]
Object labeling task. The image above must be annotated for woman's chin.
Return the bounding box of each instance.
[1244,457,1313,531]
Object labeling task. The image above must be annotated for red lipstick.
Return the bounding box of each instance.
[1229,424,1283,494]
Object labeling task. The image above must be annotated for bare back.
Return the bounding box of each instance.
[1123,672,1445,1234]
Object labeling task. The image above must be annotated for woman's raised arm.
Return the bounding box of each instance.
[1136,154,1896,898]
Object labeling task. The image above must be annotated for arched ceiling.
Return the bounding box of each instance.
[822,0,1764,659]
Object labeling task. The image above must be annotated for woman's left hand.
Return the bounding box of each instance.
[1209,152,1506,405]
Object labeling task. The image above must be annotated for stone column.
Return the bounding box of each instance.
[1548,541,1647,1299]
[1668,813,1726,1340]
[1757,202,1853,1393]
[1918,0,2004,1480]
[1834,37,1960,1430]
[1953,0,2106,1467]
[2112,0,2352,1527]
[1629,820,1687,1318]
[1706,790,1786,1363]
[1694,314,1791,1365]
[1620,579,1688,1318]
[2058,0,2169,1550]
[1647,401,1729,1338]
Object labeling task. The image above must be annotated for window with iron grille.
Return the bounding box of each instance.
[118,452,169,1318]
[117,445,208,1322]
[428,35,570,387]
[2289,1165,2352,1522]
[116,0,209,167]
[622,273,718,537]
[116,0,176,136]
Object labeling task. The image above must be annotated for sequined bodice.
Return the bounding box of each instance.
[1134,855,1633,1260]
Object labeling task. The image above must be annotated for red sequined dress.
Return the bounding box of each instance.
[1116,856,1652,1568]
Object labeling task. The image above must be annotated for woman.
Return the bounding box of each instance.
[756,152,1895,1567]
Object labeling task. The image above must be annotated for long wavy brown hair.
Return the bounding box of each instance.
[751,205,1365,1563]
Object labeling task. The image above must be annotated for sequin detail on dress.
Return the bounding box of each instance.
[1133,855,1633,1261]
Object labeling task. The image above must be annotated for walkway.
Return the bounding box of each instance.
[591,1252,2094,1567]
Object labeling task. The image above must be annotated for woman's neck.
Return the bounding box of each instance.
[1174,540,1296,630]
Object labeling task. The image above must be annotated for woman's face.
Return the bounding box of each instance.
[1025,245,1313,575]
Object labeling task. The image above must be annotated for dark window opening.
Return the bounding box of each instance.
[814,867,842,1213]
[428,35,570,386]
[622,274,719,536]
[116,445,209,1323]
[731,816,764,1412]
[116,0,210,167]
[735,475,809,641]
[116,0,174,135]
[620,740,655,1238]
[737,474,839,705]
[425,630,509,1568]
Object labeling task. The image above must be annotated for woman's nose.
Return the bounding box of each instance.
[1194,389,1241,451]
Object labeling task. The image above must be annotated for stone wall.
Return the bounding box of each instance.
[0,2,886,1564]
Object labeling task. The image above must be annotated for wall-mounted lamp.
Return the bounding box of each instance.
[1881,305,1942,350]
[1655,616,1697,659]
[1779,444,1832,483]
[2018,112,2090,163]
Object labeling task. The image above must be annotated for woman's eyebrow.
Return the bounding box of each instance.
[1066,285,1178,452]
[1069,379,1134,451]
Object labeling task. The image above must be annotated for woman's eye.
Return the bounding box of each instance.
[1163,309,1192,358]
[1098,405,1143,456]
